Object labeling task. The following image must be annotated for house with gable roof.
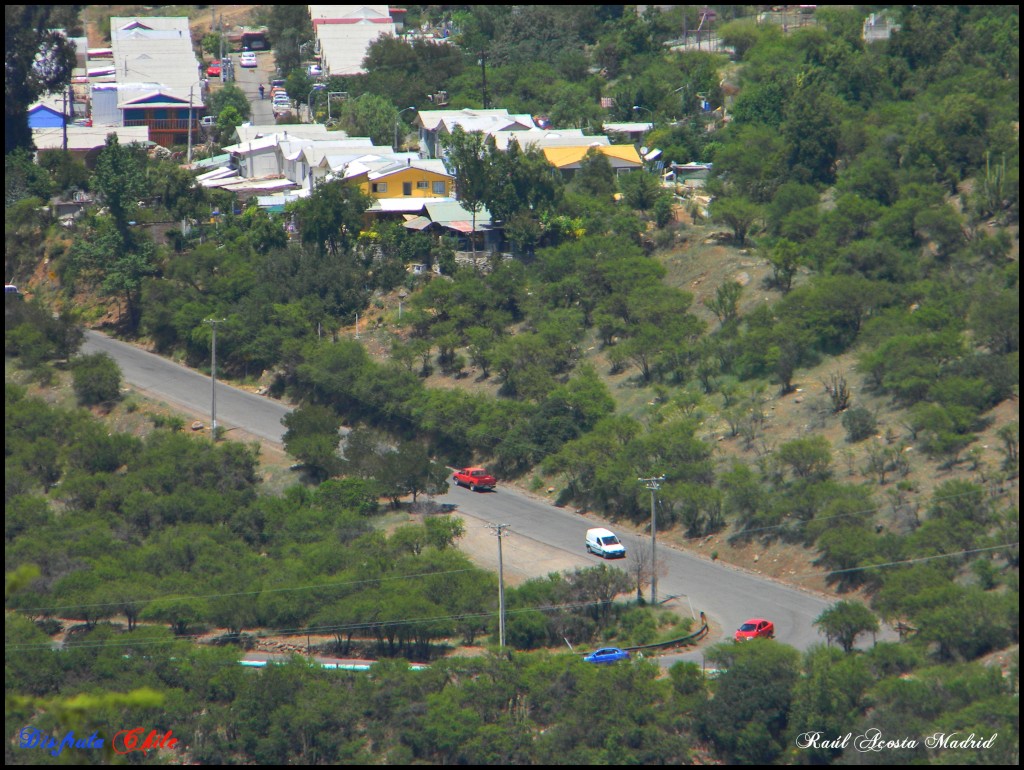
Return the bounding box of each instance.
[28,102,68,130]
[542,144,644,179]
[344,157,453,200]
[414,108,537,159]
[309,5,397,76]
[99,16,206,148]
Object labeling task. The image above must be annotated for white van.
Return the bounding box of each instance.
[586,528,626,559]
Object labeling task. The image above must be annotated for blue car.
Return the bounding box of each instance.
[584,647,630,664]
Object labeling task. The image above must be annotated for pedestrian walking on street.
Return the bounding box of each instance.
[258,83,265,100]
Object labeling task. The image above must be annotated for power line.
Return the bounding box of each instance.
[12,482,1015,617]
[788,542,1018,581]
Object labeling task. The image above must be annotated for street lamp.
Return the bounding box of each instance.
[633,104,654,125]
[307,84,325,123]
[394,106,415,151]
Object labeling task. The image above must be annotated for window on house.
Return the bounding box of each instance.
[371,182,387,193]
[432,181,446,195]
[416,181,429,189]
[403,182,412,196]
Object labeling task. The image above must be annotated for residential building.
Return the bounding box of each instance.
[103,17,206,148]
[343,158,453,200]
[32,126,151,166]
[402,199,499,253]
[308,5,397,76]
[28,103,68,130]
[415,108,537,159]
[542,144,644,179]
[490,128,609,152]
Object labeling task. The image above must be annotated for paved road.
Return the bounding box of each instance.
[227,48,276,124]
[435,485,836,657]
[82,330,291,444]
[81,330,859,654]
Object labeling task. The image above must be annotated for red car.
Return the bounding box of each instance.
[735,618,775,641]
[207,60,222,77]
[452,467,496,492]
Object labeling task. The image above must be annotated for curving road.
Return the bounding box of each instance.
[82,330,857,654]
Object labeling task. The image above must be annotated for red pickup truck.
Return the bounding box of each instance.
[452,467,497,491]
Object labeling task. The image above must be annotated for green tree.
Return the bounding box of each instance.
[67,218,158,332]
[282,403,343,482]
[379,440,451,504]
[786,646,872,764]
[92,134,148,236]
[618,171,663,211]
[705,281,743,326]
[573,147,616,198]
[215,105,245,146]
[208,83,252,122]
[842,406,877,443]
[777,436,833,481]
[711,196,761,246]
[483,137,562,226]
[269,4,313,76]
[815,600,880,653]
[141,595,210,635]
[766,238,801,292]
[201,31,224,58]
[290,180,370,258]
[440,126,490,253]
[969,286,1019,355]
[5,6,79,153]
[337,93,399,147]
[149,159,208,221]
[37,149,90,195]
[710,124,786,202]
[718,18,763,61]
[703,640,801,763]
[782,75,840,185]
[70,352,122,406]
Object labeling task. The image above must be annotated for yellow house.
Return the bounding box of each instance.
[542,144,643,178]
[343,158,454,200]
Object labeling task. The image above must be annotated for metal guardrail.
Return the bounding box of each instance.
[620,610,709,655]
[574,611,710,659]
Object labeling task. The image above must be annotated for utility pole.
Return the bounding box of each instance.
[488,523,511,647]
[639,475,666,604]
[478,51,489,109]
[187,85,194,165]
[204,318,226,440]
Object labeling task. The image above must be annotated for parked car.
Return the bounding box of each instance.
[584,647,630,664]
[199,115,217,128]
[307,63,323,77]
[206,60,222,77]
[586,527,626,559]
[452,467,497,491]
[239,51,258,68]
[734,618,775,641]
